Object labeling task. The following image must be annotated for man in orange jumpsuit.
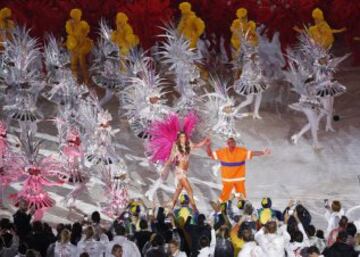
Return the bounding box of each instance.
[206,137,270,202]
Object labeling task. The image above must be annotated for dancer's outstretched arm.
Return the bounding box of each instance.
[191,137,211,149]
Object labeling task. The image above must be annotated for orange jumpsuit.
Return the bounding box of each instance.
[213,147,252,202]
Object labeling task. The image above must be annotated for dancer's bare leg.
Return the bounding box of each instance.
[253,93,263,119]
[182,177,197,211]
[291,123,310,144]
[305,108,321,149]
[236,95,254,111]
[171,181,184,209]
[322,97,335,132]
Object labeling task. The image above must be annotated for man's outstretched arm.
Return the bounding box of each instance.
[251,148,271,157]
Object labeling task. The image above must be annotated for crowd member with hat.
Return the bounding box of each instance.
[174,194,194,225]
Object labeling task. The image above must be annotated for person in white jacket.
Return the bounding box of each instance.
[198,228,216,257]
[255,221,290,257]
[54,229,77,257]
[285,211,310,257]
[106,223,141,257]
[238,228,265,257]
[77,226,105,257]
[324,200,344,238]
[168,240,187,257]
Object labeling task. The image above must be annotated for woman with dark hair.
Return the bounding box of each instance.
[167,132,207,210]
[145,113,208,211]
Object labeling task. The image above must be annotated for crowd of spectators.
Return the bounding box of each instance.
[1,196,360,257]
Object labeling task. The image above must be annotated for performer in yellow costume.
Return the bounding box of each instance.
[0,7,15,49]
[294,8,346,50]
[111,12,139,57]
[177,2,205,49]
[230,8,258,79]
[230,8,249,53]
[66,8,93,84]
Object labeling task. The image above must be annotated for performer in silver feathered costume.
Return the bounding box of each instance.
[43,35,89,112]
[200,75,248,139]
[233,30,268,120]
[91,21,124,106]
[157,24,203,112]
[284,57,324,149]
[54,115,90,208]
[43,35,70,85]
[121,53,172,138]
[1,27,44,140]
[285,33,348,148]
[99,163,129,217]
[78,95,124,167]
[296,33,348,132]
[77,94,129,215]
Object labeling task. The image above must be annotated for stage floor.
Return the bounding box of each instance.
[1,67,360,230]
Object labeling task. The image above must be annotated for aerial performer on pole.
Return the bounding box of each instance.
[294,8,346,51]
[111,12,139,72]
[65,8,93,84]
[230,8,250,79]
[0,7,14,49]
[177,2,205,49]
[145,112,209,211]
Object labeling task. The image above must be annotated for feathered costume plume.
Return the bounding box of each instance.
[200,75,247,139]
[77,95,123,167]
[146,111,198,164]
[157,24,203,111]
[42,34,89,110]
[2,26,44,140]
[9,131,67,220]
[121,53,171,138]
[91,20,124,105]
[233,31,267,96]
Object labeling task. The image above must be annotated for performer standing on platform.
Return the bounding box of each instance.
[206,137,270,202]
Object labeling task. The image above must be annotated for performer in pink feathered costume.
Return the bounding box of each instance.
[10,133,67,220]
[100,164,129,217]
[61,127,89,208]
[145,112,209,211]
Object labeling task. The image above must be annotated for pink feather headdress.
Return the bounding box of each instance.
[146,112,198,163]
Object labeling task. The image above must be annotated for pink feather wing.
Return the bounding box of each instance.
[146,114,180,163]
[182,111,198,138]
